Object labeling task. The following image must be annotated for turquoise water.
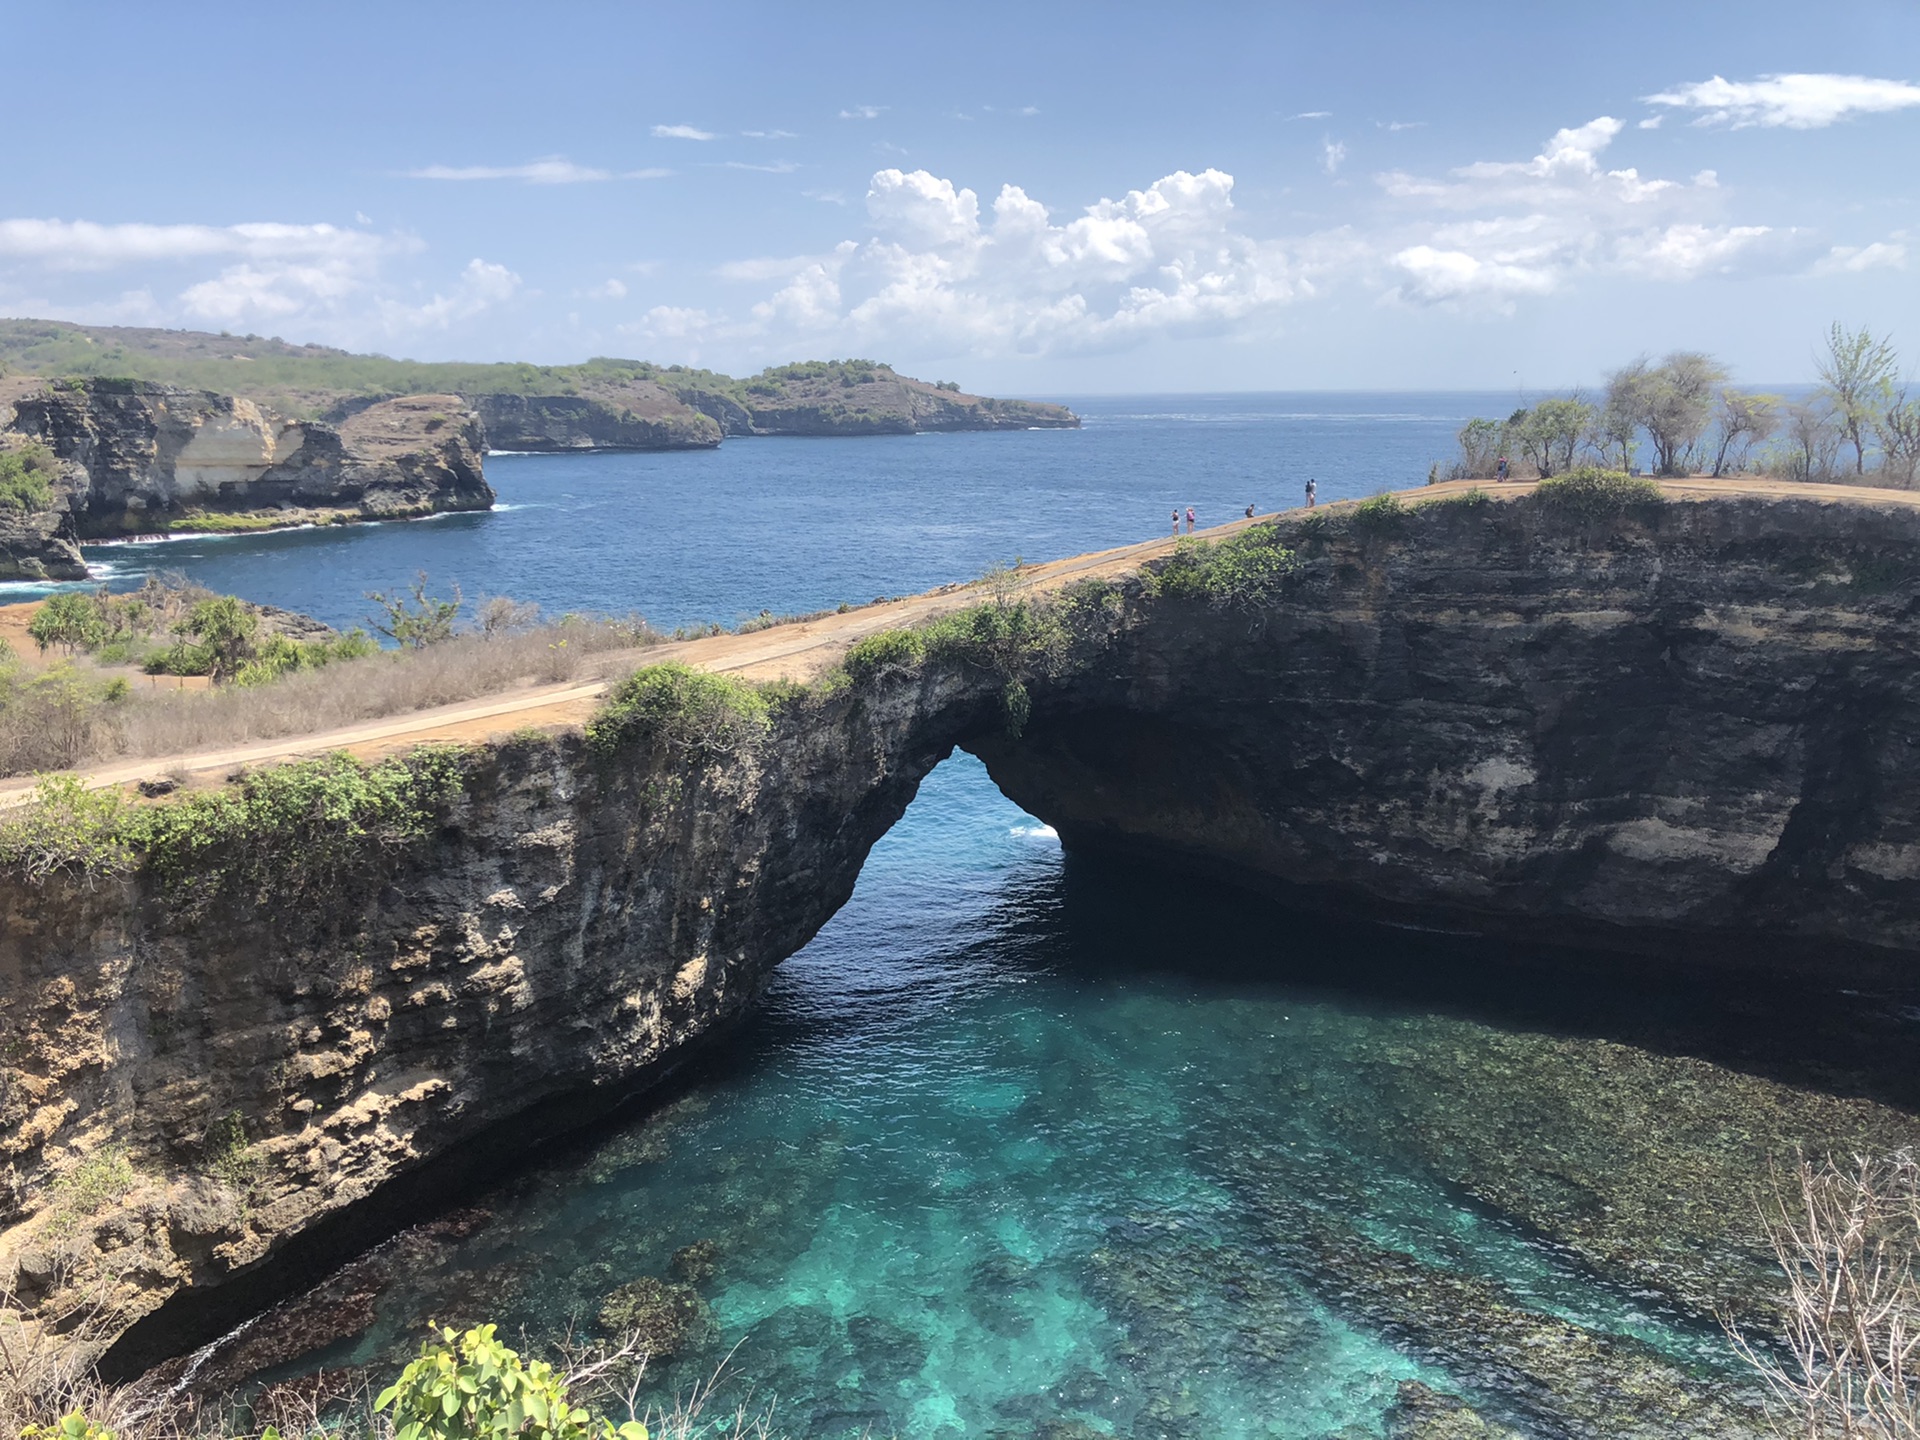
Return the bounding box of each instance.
[26,393,1917,1433]
[258,756,1875,1437]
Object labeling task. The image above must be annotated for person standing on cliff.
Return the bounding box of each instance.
[1171,508,1181,535]
[1245,502,1256,520]
[1306,478,1318,509]
[1185,506,1196,533]
[1496,456,1509,482]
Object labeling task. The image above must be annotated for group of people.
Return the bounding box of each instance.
[1168,478,1319,535]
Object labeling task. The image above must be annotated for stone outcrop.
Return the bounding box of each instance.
[0,380,492,567]
[462,386,720,452]
[9,487,1920,1376]
[978,493,1920,975]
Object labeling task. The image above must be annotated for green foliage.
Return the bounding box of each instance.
[28,593,107,654]
[369,574,463,649]
[842,628,926,680]
[0,748,470,904]
[0,443,57,511]
[143,639,216,676]
[180,596,259,683]
[205,1110,262,1192]
[1533,467,1664,519]
[1350,492,1410,535]
[0,768,141,884]
[1434,486,1492,508]
[232,628,378,687]
[1151,529,1298,609]
[376,1324,648,1440]
[20,1413,117,1440]
[587,663,771,762]
[135,746,470,907]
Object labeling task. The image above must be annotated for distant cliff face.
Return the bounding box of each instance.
[466,369,1079,449]
[464,386,721,452]
[2,380,492,555]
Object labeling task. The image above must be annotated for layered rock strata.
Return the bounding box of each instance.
[8,489,1920,1376]
[0,380,491,572]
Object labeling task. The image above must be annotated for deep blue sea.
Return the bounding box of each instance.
[25,394,1920,1437]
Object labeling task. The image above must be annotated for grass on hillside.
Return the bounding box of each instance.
[0,319,972,420]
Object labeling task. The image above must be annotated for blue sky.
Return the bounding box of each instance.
[4,0,1917,393]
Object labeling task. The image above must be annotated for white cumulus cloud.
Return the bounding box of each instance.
[635,165,1309,360]
[1644,73,1920,129]
[651,124,716,141]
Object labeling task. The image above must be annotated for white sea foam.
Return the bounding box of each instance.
[1009,823,1059,841]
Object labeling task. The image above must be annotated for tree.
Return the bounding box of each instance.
[180,596,259,684]
[475,595,541,638]
[1710,388,1781,477]
[1817,322,1899,476]
[1515,396,1595,478]
[27,594,105,655]
[1453,417,1505,478]
[1641,351,1730,475]
[368,573,462,648]
[1599,359,1653,471]
[1877,386,1920,489]
[1780,399,1842,482]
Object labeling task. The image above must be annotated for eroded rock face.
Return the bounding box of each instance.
[977,494,1920,975]
[0,671,1000,1372]
[9,491,1920,1377]
[4,380,491,550]
[464,388,721,452]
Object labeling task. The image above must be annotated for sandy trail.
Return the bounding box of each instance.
[2,475,1912,805]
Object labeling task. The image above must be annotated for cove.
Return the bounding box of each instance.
[239,755,1920,1439]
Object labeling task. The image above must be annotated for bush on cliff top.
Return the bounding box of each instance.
[0,747,470,896]
[1150,527,1298,609]
[587,662,771,762]
[1533,467,1664,519]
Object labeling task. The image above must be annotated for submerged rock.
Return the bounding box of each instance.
[1386,1381,1526,1440]
[597,1275,714,1358]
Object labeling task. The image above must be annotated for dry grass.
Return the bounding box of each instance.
[0,616,663,776]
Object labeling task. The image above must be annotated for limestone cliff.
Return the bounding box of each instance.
[0,380,492,566]
[462,387,721,452]
[978,492,1920,974]
[9,487,1920,1376]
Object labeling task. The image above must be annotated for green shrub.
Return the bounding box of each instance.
[0,748,470,902]
[842,628,925,680]
[1151,530,1298,609]
[1533,467,1663,519]
[586,663,770,762]
[135,746,470,906]
[0,444,56,511]
[28,593,107,654]
[1432,485,1492,508]
[1350,492,1409,534]
[377,1324,648,1440]
[144,640,216,676]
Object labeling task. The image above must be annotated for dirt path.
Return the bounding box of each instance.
[3,475,1913,805]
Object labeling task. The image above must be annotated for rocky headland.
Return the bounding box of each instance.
[0,378,492,580]
[6,482,1920,1411]
[0,321,1081,460]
